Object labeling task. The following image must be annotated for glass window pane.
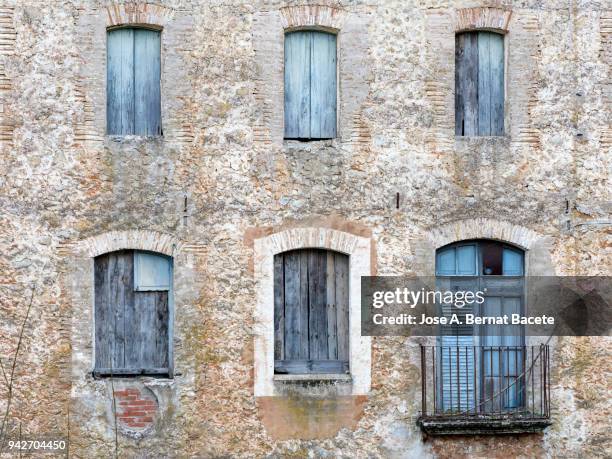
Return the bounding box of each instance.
[436,247,456,275]
[457,245,477,275]
[503,248,524,275]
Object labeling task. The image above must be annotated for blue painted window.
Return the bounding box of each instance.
[284,31,337,140]
[107,28,161,135]
[436,241,525,411]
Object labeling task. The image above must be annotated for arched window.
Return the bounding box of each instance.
[284,30,337,140]
[274,249,348,374]
[94,250,172,376]
[455,31,504,136]
[107,27,161,135]
[436,240,524,412]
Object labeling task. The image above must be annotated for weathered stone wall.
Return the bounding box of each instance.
[0,0,609,458]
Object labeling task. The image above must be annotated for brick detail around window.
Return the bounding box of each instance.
[115,388,158,430]
[105,2,175,29]
[455,7,512,33]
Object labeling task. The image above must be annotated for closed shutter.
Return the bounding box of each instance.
[284,31,337,139]
[274,249,349,374]
[107,28,161,135]
[94,250,171,376]
[436,245,477,412]
[455,31,504,136]
[481,277,524,410]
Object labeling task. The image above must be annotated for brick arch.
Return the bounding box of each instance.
[428,218,541,251]
[79,230,182,258]
[265,227,360,256]
[105,2,175,29]
[280,5,346,31]
[455,7,512,33]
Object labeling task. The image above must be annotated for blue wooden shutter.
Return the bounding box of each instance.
[436,244,477,412]
[481,294,523,410]
[478,32,504,136]
[284,31,336,139]
[107,28,161,135]
[284,31,311,139]
[134,29,161,135]
[107,29,135,135]
[310,32,337,138]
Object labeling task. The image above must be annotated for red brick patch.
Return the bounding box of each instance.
[114,388,157,430]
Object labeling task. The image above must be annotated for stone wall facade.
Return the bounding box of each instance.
[0,0,610,457]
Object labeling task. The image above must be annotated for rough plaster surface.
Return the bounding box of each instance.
[0,0,609,458]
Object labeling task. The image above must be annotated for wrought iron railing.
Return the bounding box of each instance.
[419,345,550,419]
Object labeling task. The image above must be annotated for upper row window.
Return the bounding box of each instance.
[455,31,505,136]
[284,31,337,141]
[105,28,504,138]
[107,28,161,136]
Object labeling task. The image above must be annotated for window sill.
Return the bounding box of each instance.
[417,414,551,435]
[273,373,352,383]
[283,138,337,147]
[92,368,171,379]
[455,135,509,140]
[105,134,164,141]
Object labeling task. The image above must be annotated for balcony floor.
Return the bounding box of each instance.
[417,413,552,435]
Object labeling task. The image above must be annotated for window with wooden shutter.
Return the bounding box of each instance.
[284,31,337,140]
[455,31,504,136]
[94,250,172,376]
[107,28,161,136]
[436,241,524,411]
[274,249,349,374]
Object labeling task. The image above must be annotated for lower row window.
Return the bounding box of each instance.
[94,250,172,377]
[274,249,349,374]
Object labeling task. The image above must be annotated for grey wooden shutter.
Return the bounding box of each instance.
[107,28,161,135]
[274,249,349,374]
[94,250,170,376]
[284,31,337,139]
[455,31,504,136]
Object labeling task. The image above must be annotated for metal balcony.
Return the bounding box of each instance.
[417,345,552,435]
